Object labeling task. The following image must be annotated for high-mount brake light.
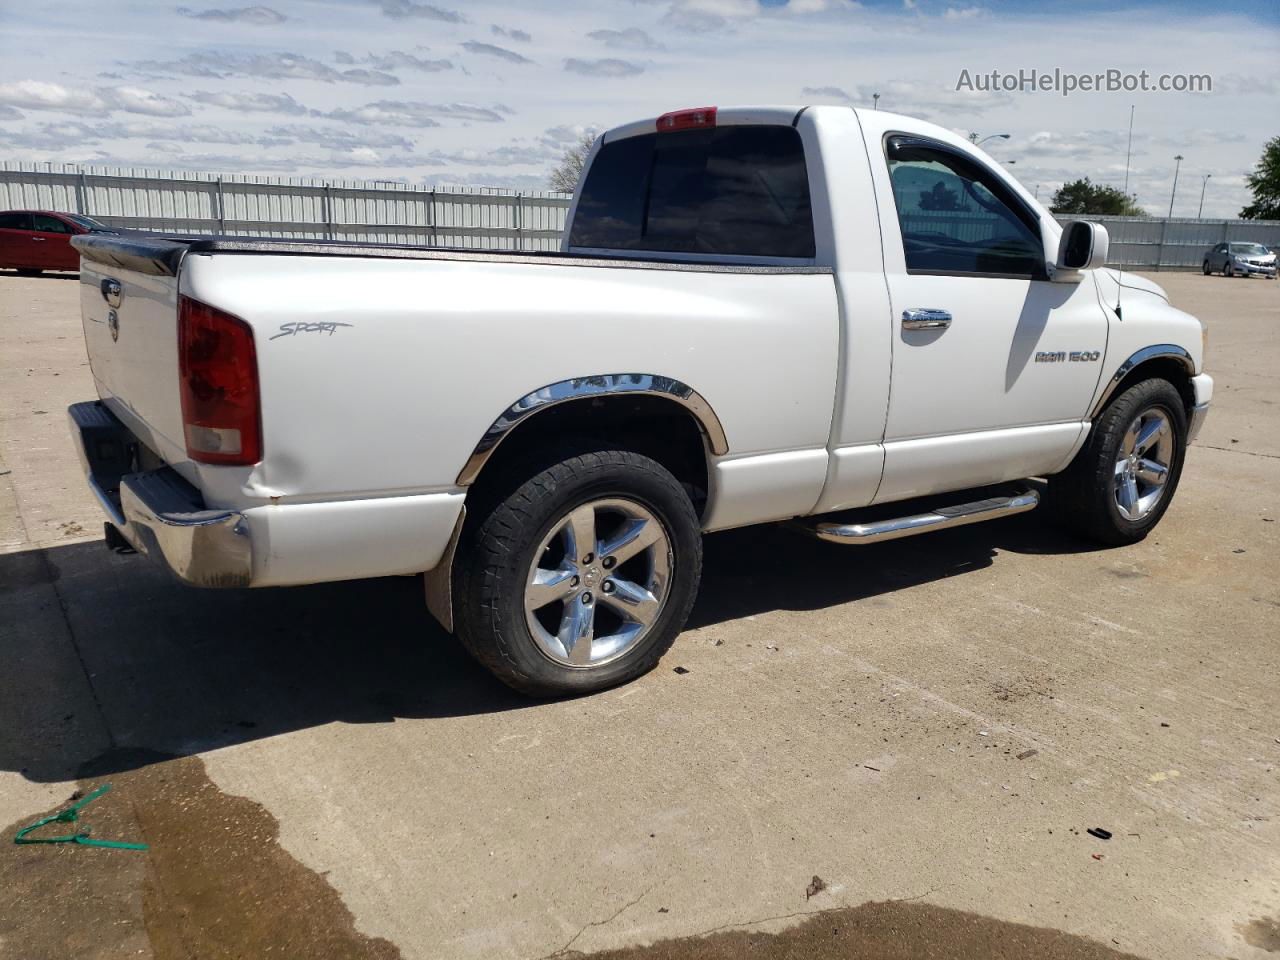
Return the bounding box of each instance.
[656,107,717,132]
[177,295,262,466]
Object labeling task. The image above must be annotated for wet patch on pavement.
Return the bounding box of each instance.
[568,900,1148,960]
[0,748,401,960]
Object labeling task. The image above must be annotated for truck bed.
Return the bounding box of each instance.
[73,231,832,277]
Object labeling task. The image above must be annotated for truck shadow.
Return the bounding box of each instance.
[1,512,1106,783]
[690,509,1104,628]
[0,269,79,280]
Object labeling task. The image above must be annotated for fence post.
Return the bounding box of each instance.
[77,168,90,216]
[1154,217,1170,272]
[323,183,334,241]
[514,192,523,252]
[428,189,437,247]
[215,176,226,234]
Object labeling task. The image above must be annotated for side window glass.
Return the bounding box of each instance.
[32,214,73,234]
[0,213,33,230]
[885,137,1044,278]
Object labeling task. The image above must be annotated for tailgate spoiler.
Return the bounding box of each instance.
[71,232,192,277]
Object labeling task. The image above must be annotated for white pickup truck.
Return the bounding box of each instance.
[68,105,1212,696]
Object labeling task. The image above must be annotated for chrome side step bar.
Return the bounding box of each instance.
[810,489,1040,545]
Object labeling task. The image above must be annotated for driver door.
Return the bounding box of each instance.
[868,134,1107,503]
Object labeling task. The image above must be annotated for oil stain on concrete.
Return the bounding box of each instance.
[0,748,401,960]
[563,900,1150,960]
[1239,915,1280,953]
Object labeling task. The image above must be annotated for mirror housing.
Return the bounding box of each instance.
[1053,220,1109,279]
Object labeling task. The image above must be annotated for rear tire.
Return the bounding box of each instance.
[453,444,702,697]
[1202,260,1210,276]
[1049,378,1188,546]
[14,268,42,277]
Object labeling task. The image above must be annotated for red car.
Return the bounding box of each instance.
[0,210,105,274]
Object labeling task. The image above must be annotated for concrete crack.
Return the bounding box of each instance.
[1194,442,1280,460]
[541,882,659,959]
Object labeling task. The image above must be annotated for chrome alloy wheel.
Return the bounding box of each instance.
[1114,407,1174,521]
[524,497,672,668]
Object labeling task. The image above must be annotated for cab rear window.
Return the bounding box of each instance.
[569,125,815,259]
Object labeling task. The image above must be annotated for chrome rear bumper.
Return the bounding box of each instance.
[1187,401,1211,443]
[68,401,252,587]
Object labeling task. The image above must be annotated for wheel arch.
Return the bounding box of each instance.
[1090,345,1196,423]
[456,373,728,497]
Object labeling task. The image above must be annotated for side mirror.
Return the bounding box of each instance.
[1055,220,1109,273]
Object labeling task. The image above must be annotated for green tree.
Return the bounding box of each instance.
[548,130,598,194]
[1240,135,1280,220]
[1049,178,1144,217]
[919,181,964,211]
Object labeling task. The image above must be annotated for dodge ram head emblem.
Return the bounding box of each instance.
[107,309,120,342]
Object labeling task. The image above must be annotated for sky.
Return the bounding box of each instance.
[1,0,1276,217]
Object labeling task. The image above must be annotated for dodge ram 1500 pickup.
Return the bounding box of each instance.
[68,105,1212,696]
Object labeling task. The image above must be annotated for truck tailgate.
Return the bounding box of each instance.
[74,235,189,468]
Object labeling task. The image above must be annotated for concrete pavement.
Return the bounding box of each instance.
[0,269,1276,959]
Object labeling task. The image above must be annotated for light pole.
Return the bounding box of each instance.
[872,92,880,110]
[1168,154,1184,218]
[1197,173,1211,218]
[970,133,1010,147]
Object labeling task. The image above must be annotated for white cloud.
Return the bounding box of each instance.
[264,124,415,150]
[586,28,664,51]
[491,24,532,43]
[322,100,513,126]
[856,79,1011,117]
[564,58,645,78]
[801,85,853,101]
[134,51,399,85]
[175,5,287,24]
[188,90,308,114]
[424,143,560,167]
[106,86,196,116]
[361,51,453,72]
[0,80,190,117]
[460,41,534,64]
[373,0,464,22]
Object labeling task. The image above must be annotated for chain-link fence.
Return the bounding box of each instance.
[4,162,1277,268]
[0,161,570,252]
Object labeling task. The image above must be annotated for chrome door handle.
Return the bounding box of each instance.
[31,237,46,242]
[902,308,951,330]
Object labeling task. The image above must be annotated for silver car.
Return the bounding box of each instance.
[1203,242,1277,278]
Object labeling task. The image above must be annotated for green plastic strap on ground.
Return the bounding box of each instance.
[13,783,148,850]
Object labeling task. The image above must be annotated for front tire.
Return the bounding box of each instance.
[1049,378,1188,545]
[453,446,702,697]
[1202,260,1211,276]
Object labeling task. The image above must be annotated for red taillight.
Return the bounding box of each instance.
[178,295,261,466]
[656,106,717,132]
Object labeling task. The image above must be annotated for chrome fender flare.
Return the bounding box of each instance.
[454,373,729,486]
[1089,344,1194,420]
